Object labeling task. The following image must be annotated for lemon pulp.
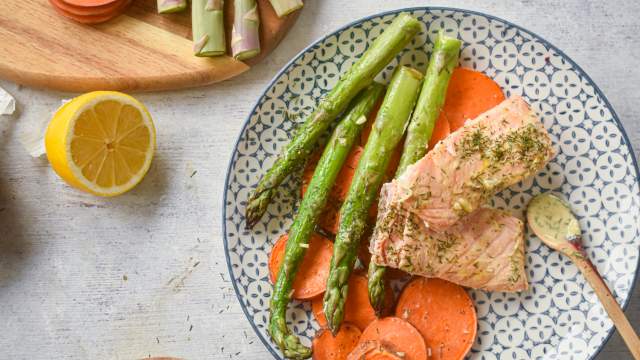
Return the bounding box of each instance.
[45,91,155,197]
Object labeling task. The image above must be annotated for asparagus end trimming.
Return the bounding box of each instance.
[269,0,303,17]
[232,0,261,60]
[157,0,187,13]
[192,0,226,57]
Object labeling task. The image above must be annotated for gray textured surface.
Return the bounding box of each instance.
[0,1,638,359]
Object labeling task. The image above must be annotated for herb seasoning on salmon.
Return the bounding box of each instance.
[385,96,555,231]
[369,96,554,292]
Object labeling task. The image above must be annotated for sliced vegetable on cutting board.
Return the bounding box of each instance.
[45,91,156,197]
[232,0,261,60]
[4,1,300,92]
[49,0,131,24]
[192,0,226,56]
[269,0,303,17]
[157,0,187,13]
[268,233,334,299]
[51,0,125,16]
[312,323,361,360]
[63,0,120,6]
[395,277,477,360]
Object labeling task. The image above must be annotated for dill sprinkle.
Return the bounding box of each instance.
[458,126,490,158]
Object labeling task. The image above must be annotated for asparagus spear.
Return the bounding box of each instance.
[232,0,261,60]
[267,84,385,360]
[323,66,423,334]
[269,0,303,17]
[157,0,187,13]
[192,0,226,57]
[368,31,461,315]
[245,14,421,227]
[396,32,461,172]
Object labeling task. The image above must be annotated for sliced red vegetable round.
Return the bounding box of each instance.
[395,277,477,360]
[356,317,427,360]
[312,323,362,360]
[268,233,333,300]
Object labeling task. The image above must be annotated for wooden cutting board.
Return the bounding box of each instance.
[0,0,300,92]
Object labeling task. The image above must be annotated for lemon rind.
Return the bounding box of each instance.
[63,92,156,197]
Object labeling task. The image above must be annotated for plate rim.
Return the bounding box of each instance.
[222,6,640,360]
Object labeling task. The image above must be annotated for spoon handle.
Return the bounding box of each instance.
[563,246,640,359]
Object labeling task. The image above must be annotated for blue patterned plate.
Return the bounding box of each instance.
[223,8,640,360]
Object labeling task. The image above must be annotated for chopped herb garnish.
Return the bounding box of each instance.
[458,126,490,158]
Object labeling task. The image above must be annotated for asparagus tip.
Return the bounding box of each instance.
[245,190,271,228]
[268,316,313,359]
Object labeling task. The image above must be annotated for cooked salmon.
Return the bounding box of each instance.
[388,96,555,231]
[368,96,554,292]
[370,205,528,292]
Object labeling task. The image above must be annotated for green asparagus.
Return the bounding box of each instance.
[268,84,385,359]
[245,14,422,228]
[232,0,261,60]
[192,0,226,57]
[269,0,303,17]
[323,66,423,333]
[367,31,461,314]
[157,0,187,13]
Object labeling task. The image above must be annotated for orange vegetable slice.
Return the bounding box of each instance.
[395,277,477,360]
[268,233,333,300]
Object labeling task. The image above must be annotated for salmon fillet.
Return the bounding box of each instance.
[369,96,554,292]
[389,96,555,231]
[370,202,527,291]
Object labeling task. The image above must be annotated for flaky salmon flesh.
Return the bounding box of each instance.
[369,96,554,292]
[389,96,554,231]
[371,205,528,291]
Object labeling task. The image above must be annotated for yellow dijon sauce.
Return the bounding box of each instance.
[527,193,581,244]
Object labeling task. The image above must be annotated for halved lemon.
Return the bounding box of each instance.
[45,91,156,197]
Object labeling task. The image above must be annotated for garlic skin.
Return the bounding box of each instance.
[0,85,15,115]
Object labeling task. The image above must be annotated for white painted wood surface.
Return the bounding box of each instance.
[0,1,638,359]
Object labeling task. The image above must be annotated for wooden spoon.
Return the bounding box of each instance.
[527,193,640,359]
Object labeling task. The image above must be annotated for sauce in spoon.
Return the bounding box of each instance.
[527,193,640,359]
[527,193,581,247]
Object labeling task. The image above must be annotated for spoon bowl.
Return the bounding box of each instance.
[527,193,581,250]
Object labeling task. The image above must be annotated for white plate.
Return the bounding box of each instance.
[223,8,640,360]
